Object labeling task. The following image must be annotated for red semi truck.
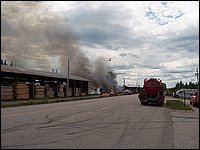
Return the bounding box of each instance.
[138,78,166,106]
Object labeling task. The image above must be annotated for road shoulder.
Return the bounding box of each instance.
[165,96,199,149]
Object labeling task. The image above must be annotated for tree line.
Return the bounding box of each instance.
[167,81,199,95]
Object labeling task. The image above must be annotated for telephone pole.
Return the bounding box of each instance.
[195,67,199,89]
[67,59,69,100]
[123,78,126,91]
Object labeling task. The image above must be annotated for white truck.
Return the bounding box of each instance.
[174,89,199,99]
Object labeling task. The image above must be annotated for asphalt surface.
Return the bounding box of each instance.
[1,95,199,149]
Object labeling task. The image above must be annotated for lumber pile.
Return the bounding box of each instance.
[1,86,14,100]
[14,83,29,100]
[74,88,81,97]
[35,85,45,99]
[45,84,54,98]
[81,93,86,96]
[67,87,72,97]
[57,84,64,97]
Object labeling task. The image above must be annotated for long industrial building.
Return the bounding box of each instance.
[1,64,90,101]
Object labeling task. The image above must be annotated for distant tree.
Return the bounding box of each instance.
[185,82,188,88]
[168,81,199,95]
[4,60,7,65]
[179,81,184,89]
[10,61,13,66]
[175,82,180,90]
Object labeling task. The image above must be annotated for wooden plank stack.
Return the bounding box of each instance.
[67,87,72,97]
[14,83,29,100]
[74,88,81,97]
[1,86,14,100]
[57,84,64,97]
[46,87,54,98]
[57,92,64,97]
[81,93,86,96]
[35,85,45,99]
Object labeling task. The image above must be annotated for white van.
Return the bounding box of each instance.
[175,89,199,98]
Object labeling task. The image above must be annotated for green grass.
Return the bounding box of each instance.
[1,95,103,108]
[1,98,63,108]
[165,100,192,110]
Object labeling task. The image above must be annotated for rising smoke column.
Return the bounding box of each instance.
[93,57,117,90]
[1,1,117,90]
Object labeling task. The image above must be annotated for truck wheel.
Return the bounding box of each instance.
[158,103,163,106]
[141,101,148,105]
[190,100,192,105]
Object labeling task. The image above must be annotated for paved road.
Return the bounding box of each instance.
[1,95,199,149]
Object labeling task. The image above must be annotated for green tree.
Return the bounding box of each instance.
[185,82,188,88]
[179,81,184,89]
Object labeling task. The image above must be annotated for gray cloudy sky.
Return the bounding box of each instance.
[1,1,199,88]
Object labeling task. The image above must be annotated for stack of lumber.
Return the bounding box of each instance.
[1,86,14,100]
[57,92,64,97]
[67,87,72,97]
[35,85,45,99]
[14,83,29,100]
[74,88,81,97]
[57,84,64,97]
[46,87,54,98]
[81,93,86,96]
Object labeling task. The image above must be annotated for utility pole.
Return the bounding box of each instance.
[123,78,126,91]
[195,67,199,89]
[67,59,69,100]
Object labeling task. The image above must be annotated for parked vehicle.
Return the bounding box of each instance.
[123,90,133,95]
[138,78,166,106]
[102,91,111,97]
[174,89,198,99]
[190,91,199,107]
[110,91,117,96]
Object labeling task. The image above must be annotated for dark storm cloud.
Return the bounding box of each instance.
[160,27,199,53]
[113,64,135,71]
[65,1,198,60]
[119,53,140,58]
[76,24,139,50]
[65,2,144,51]
[166,70,194,74]
[119,53,127,57]
[129,53,140,58]
[1,20,18,36]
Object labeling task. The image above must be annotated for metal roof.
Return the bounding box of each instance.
[1,65,90,82]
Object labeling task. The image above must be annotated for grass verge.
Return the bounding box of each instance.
[165,100,192,110]
[1,95,103,108]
